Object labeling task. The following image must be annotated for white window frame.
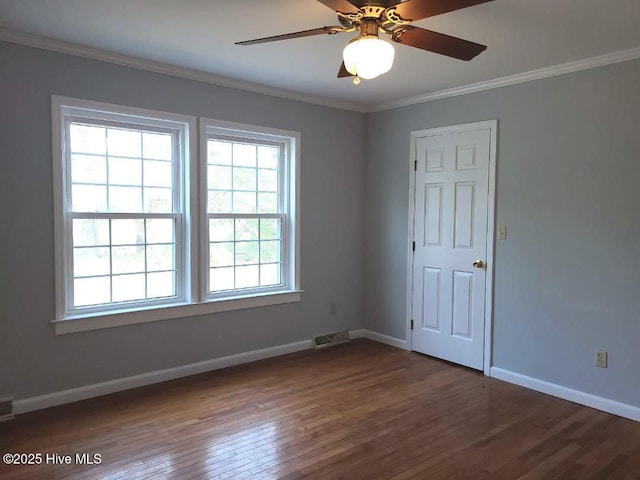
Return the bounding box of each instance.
[51,97,301,335]
[200,118,300,301]
[200,118,300,300]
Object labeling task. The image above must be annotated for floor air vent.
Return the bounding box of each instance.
[313,330,350,349]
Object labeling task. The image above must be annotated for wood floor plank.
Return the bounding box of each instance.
[1,340,639,479]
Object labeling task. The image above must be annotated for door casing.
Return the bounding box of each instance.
[406,120,498,376]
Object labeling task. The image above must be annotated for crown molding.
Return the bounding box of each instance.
[2,27,639,115]
[0,28,369,113]
[367,46,640,112]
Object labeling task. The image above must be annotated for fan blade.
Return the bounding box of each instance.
[393,26,486,61]
[236,26,344,46]
[338,61,353,78]
[394,0,494,21]
[315,0,360,14]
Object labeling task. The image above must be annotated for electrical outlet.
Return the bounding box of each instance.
[596,350,608,368]
[329,303,337,315]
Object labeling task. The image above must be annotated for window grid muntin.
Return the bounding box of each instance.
[68,213,182,312]
[206,136,284,215]
[66,118,180,215]
[205,134,286,296]
[63,114,186,315]
[207,214,285,294]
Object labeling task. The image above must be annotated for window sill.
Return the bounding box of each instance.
[52,290,303,335]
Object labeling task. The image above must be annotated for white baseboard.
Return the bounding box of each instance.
[13,328,409,415]
[14,339,314,415]
[352,329,409,351]
[490,367,640,423]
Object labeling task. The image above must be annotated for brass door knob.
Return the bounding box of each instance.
[473,260,485,269]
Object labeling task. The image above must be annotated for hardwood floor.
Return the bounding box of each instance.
[1,339,639,479]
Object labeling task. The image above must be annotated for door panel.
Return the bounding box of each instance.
[411,127,491,370]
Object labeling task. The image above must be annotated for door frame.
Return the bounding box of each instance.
[405,120,498,376]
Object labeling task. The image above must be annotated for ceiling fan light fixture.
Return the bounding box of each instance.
[343,35,395,80]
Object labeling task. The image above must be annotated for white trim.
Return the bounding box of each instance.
[370,47,640,112]
[13,328,395,414]
[0,28,366,113]
[484,121,498,376]
[407,120,497,373]
[353,329,409,350]
[490,367,640,423]
[199,117,301,300]
[3,29,639,114]
[13,338,315,414]
[51,95,197,321]
[53,291,302,334]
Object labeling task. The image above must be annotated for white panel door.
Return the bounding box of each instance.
[411,127,491,370]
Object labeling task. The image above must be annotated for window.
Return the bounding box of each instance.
[52,97,300,334]
[202,120,297,299]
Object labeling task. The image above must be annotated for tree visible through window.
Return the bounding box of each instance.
[68,123,181,309]
[206,135,287,295]
[53,98,300,330]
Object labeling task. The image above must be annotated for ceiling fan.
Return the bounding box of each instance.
[236,0,494,84]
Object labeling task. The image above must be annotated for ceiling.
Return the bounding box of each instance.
[1,0,640,111]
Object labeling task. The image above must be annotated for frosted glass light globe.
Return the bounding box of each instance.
[343,36,395,80]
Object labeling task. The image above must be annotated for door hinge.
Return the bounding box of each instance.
[411,319,414,330]
[412,241,415,252]
[414,160,417,171]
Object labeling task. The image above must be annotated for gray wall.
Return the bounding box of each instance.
[0,42,366,399]
[365,59,640,407]
[2,39,639,410]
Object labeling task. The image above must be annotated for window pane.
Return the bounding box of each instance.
[144,160,173,187]
[112,274,145,302]
[233,167,256,191]
[209,219,234,242]
[73,219,109,246]
[260,219,281,240]
[208,140,232,165]
[210,242,234,268]
[111,219,144,245]
[258,146,279,169]
[258,193,278,213]
[260,264,280,286]
[235,219,258,241]
[236,265,259,289]
[233,192,256,213]
[74,276,110,307]
[112,246,145,274]
[144,187,173,213]
[233,143,256,167]
[258,169,278,192]
[208,166,232,190]
[107,128,141,157]
[71,154,106,184]
[147,271,175,298]
[236,241,259,265]
[109,186,142,212]
[63,106,185,313]
[260,241,281,264]
[143,132,172,161]
[146,219,174,244]
[70,124,106,155]
[109,157,142,186]
[72,184,107,212]
[210,267,234,292]
[73,247,110,277]
[147,245,175,271]
[208,191,232,213]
